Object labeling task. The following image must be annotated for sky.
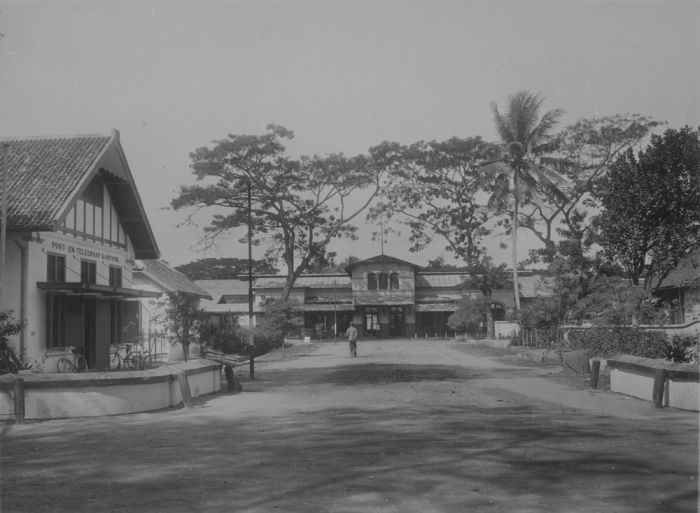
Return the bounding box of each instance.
[1,0,699,270]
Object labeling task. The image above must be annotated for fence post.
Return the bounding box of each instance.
[177,371,193,408]
[13,376,25,424]
[652,368,667,408]
[590,360,601,389]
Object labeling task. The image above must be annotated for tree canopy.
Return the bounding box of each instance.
[172,125,382,299]
[486,91,566,312]
[371,136,500,268]
[521,114,662,266]
[593,126,700,285]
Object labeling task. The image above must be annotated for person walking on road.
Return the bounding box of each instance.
[346,324,358,357]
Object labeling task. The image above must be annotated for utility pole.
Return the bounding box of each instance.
[247,180,255,380]
[0,143,9,307]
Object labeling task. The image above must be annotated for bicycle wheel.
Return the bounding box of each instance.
[123,355,137,369]
[76,355,88,372]
[135,354,148,370]
[57,358,74,373]
[110,352,122,370]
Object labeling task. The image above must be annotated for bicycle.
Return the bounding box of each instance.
[56,346,88,373]
[110,343,151,370]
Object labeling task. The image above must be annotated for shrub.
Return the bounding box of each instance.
[447,295,490,333]
[520,297,563,329]
[566,327,668,359]
[663,335,699,363]
[207,325,280,357]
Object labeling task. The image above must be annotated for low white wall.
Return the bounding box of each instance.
[608,355,699,411]
[610,369,654,402]
[0,360,221,421]
[494,321,519,339]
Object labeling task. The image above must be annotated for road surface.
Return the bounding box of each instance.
[1,339,697,512]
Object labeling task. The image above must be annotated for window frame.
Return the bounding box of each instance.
[390,272,400,290]
[81,259,97,285]
[109,266,122,288]
[46,253,66,283]
[367,272,377,290]
[378,272,388,290]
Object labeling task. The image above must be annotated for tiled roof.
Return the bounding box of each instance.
[2,131,159,259]
[3,134,111,230]
[136,260,211,299]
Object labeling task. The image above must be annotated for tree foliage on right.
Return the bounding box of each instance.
[593,126,700,285]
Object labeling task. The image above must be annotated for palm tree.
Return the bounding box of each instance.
[487,91,566,314]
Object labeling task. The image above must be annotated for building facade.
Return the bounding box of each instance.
[1,131,161,371]
[198,254,550,338]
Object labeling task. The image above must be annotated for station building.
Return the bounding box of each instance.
[198,255,550,338]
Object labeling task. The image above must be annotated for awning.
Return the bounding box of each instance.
[297,303,355,312]
[415,302,459,312]
[37,282,162,299]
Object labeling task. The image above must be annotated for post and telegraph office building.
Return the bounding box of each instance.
[2,130,161,371]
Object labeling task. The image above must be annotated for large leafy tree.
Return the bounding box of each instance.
[172,125,382,299]
[521,114,662,265]
[593,126,700,285]
[487,91,567,312]
[370,136,500,268]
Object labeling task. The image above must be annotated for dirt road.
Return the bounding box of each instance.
[1,339,697,512]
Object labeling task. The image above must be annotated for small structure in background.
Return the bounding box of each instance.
[650,248,700,336]
[132,259,212,362]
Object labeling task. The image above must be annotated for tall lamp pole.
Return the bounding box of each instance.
[247,180,255,380]
[0,143,8,307]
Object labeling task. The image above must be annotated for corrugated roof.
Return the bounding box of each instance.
[415,273,468,288]
[346,254,422,273]
[255,274,351,289]
[195,279,264,313]
[2,131,159,259]
[652,249,700,289]
[136,260,211,299]
[195,279,251,300]
[518,275,555,297]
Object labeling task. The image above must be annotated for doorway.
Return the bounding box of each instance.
[389,307,404,336]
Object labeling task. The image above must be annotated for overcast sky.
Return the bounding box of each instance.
[2,1,699,269]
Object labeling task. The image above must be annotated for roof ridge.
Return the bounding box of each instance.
[0,132,112,142]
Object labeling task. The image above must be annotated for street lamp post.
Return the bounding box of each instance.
[0,143,9,307]
[247,180,255,380]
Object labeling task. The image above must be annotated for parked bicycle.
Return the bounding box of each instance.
[56,346,88,373]
[110,343,151,370]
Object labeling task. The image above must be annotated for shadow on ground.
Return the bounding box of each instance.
[1,359,697,513]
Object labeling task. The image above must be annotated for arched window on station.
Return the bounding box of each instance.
[390,272,400,290]
[368,273,377,290]
[379,272,389,290]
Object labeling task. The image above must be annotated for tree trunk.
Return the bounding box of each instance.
[512,170,521,314]
[182,342,189,362]
[486,306,494,338]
